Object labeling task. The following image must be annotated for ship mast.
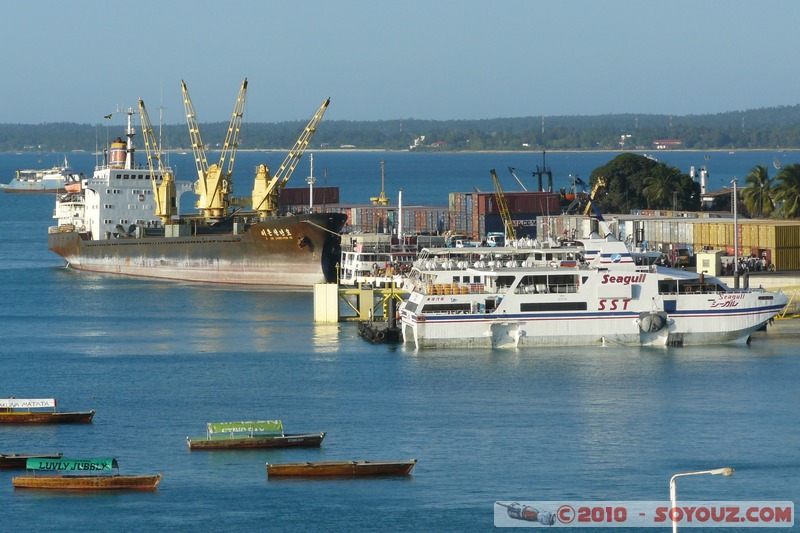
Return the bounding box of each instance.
[123,106,136,170]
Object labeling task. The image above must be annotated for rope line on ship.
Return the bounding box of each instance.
[302,219,342,237]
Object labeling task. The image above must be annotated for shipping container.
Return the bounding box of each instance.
[772,247,800,270]
[280,186,340,207]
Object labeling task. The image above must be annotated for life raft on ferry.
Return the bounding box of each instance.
[637,311,669,333]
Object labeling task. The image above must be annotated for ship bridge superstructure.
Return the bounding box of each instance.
[52,107,192,240]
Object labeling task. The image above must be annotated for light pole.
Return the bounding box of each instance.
[669,467,734,533]
[732,178,738,277]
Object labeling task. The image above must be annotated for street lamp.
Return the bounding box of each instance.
[669,467,734,533]
[732,178,739,282]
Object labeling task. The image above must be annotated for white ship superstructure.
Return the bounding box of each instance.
[53,110,192,240]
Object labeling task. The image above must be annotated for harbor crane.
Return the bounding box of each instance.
[252,98,330,218]
[370,160,390,205]
[138,98,177,224]
[490,168,517,242]
[181,78,247,220]
[583,177,606,217]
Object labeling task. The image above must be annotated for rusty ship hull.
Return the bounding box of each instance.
[48,212,346,287]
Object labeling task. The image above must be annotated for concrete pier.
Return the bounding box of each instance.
[313,283,408,323]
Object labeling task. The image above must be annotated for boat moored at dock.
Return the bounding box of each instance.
[400,233,788,348]
[339,233,444,287]
[47,81,344,287]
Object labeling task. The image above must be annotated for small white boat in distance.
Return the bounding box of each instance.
[1,157,85,194]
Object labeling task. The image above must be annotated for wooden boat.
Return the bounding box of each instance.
[0,453,63,470]
[187,420,325,450]
[266,459,417,477]
[0,398,94,424]
[12,458,162,491]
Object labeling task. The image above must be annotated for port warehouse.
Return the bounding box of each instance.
[279,187,800,271]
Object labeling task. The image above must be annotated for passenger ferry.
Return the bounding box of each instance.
[1,157,85,194]
[399,233,788,349]
[339,233,444,287]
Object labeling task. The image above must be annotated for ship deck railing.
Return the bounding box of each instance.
[418,282,579,296]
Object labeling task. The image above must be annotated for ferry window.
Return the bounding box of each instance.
[404,301,418,313]
[658,280,677,294]
[421,303,471,313]
[531,275,548,285]
[453,276,461,283]
[521,302,588,312]
[550,274,577,286]
[123,174,129,179]
[496,275,516,288]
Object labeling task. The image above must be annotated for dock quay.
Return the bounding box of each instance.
[313,282,408,323]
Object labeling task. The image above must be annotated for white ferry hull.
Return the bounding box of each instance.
[403,308,778,349]
[400,236,788,349]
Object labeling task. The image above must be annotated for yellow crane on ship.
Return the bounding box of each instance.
[138,98,177,224]
[251,98,330,218]
[181,78,247,220]
[490,168,516,242]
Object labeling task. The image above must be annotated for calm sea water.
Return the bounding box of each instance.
[0,152,798,532]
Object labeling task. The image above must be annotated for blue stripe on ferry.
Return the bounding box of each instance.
[412,304,783,324]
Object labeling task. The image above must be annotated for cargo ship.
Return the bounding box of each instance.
[48,81,345,287]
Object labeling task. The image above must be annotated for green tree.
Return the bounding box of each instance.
[774,163,800,218]
[589,153,699,214]
[642,165,680,209]
[742,164,774,218]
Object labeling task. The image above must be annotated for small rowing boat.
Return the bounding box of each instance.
[187,420,325,450]
[0,398,94,424]
[266,459,417,477]
[0,453,63,470]
[12,458,162,491]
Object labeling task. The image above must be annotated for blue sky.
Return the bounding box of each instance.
[3,0,799,124]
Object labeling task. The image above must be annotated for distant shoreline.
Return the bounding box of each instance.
[4,148,799,155]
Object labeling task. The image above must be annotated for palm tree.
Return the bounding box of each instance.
[742,164,774,218]
[642,166,679,209]
[773,163,800,218]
